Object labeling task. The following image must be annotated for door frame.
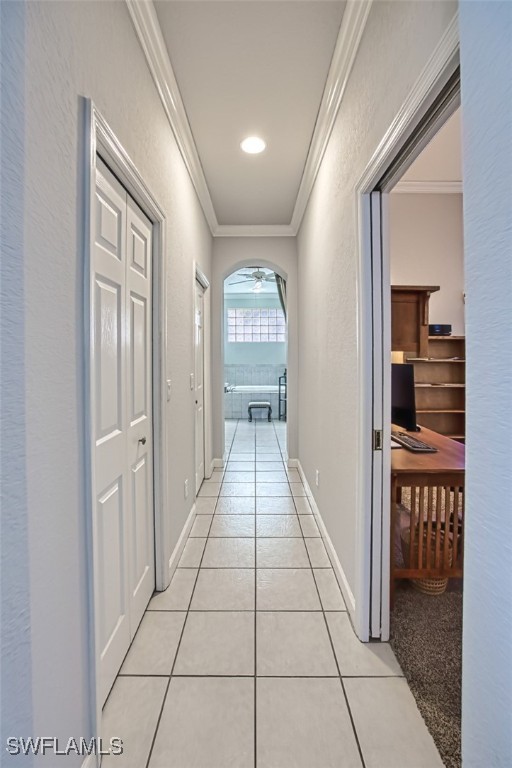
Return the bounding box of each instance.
[83,100,169,752]
[353,16,460,641]
[194,265,210,488]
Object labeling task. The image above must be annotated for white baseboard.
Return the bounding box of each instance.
[296,461,356,619]
[206,459,216,478]
[287,458,299,468]
[213,456,225,468]
[167,502,196,581]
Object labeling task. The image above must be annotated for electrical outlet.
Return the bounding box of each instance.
[166,379,172,402]
[315,470,320,488]
[184,479,189,499]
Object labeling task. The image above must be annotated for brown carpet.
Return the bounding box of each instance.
[390,583,462,768]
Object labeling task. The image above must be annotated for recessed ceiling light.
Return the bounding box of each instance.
[240,136,266,154]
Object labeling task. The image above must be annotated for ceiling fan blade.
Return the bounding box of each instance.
[237,271,255,277]
[264,275,276,281]
[228,279,253,285]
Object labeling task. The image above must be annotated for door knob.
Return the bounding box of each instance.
[138,436,147,445]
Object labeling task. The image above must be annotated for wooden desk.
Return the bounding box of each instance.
[391,425,465,604]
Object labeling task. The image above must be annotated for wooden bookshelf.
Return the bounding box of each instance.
[410,336,466,442]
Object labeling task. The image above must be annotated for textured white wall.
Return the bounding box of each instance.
[1,0,212,757]
[389,193,465,335]
[212,238,298,459]
[459,2,512,765]
[297,0,456,601]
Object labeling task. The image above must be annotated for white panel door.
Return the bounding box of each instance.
[126,196,155,629]
[93,160,130,705]
[92,160,155,705]
[194,282,205,493]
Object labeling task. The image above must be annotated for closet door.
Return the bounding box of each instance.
[92,159,155,705]
[126,196,155,630]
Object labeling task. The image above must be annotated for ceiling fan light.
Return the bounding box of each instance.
[252,280,263,292]
[240,136,266,154]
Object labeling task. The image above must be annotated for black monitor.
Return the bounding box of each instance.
[391,363,419,432]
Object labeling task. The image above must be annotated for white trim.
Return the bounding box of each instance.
[207,459,216,478]
[357,13,459,193]
[353,13,460,641]
[393,180,462,194]
[125,0,217,233]
[287,458,299,469]
[214,224,295,238]
[296,462,356,618]
[167,503,197,580]
[84,100,169,752]
[290,0,373,233]
[213,457,226,469]
[125,0,371,237]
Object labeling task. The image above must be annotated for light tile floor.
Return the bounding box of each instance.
[103,420,443,768]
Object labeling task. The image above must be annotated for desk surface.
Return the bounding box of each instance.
[391,424,465,475]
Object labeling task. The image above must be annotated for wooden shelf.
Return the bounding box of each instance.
[392,286,465,441]
[407,358,465,363]
[415,383,465,388]
[417,409,465,414]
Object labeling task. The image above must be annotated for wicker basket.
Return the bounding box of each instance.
[400,528,453,595]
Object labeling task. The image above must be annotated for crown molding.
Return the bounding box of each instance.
[127,0,372,238]
[290,0,373,234]
[126,0,218,233]
[213,224,295,238]
[393,180,462,194]
[357,13,460,194]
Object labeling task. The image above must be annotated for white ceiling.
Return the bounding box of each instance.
[154,1,345,226]
[402,108,462,183]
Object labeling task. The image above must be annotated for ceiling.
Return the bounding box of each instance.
[153,1,346,227]
[401,108,462,183]
[224,267,277,294]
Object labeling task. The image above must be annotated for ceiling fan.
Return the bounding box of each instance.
[228,268,276,290]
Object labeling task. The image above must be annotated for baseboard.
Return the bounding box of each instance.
[287,458,299,468]
[213,456,225,468]
[296,461,357,618]
[167,502,196,581]
[206,459,216,478]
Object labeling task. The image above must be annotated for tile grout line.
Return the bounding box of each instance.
[274,417,368,768]
[272,420,368,768]
[142,419,239,767]
[253,418,257,768]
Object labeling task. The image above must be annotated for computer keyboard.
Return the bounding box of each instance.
[391,431,438,453]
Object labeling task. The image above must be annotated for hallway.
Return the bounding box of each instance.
[102,420,443,768]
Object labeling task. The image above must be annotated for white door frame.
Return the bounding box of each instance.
[353,16,460,641]
[194,265,210,487]
[83,100,169,753]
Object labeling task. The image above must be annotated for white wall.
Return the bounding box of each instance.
[389,193,465,335]
[459,2,512,765]
[212,237,298,459]
[1,0,212,758]
[296,0,456,609]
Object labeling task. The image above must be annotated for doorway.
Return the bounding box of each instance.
[360,71,464,767]
[85,102,169,740]
[195,279,206,493]
[223,266,288,456]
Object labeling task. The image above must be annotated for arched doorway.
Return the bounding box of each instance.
[222,264,288,456]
